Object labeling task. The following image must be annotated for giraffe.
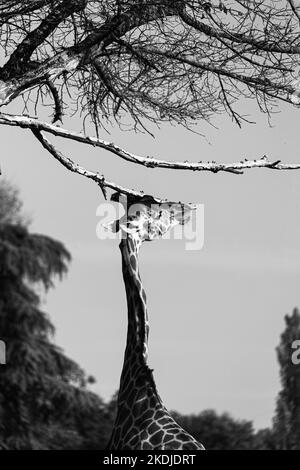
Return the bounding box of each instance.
[107,193,205,450]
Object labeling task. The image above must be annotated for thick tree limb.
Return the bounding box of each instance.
[1,113,300,174]
[0,0,87,81]
[0,50,81,106]
[0,1,179,107]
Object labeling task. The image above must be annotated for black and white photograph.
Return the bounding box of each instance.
[0,0,300,457]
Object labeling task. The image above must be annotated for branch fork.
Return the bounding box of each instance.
[0,112,300,204]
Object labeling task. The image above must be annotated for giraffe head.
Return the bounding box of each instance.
[110,192,195,248]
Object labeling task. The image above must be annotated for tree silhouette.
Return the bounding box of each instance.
[172,410,256,450]
[0,180,111,449]
[273,308,300,450]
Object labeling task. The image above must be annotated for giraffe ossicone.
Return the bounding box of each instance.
[107,192,204,450]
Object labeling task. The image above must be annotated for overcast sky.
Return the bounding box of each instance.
[1,97,300,430]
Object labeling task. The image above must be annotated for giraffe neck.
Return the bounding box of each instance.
[119,235,150,373]
[109,234,165,449]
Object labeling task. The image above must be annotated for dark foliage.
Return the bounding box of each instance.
[273,308,300,450]
[0,180,112,449]
[172,410,255,450]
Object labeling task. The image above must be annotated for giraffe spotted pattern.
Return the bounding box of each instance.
[109,363,204,450]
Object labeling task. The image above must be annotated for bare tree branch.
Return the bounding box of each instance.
[0,0,87,81]
[46,79,63,123]
[179,5,300,55]
[1,0,300,130]
[134,46,294,103]
[30,127,188,204]
[0,1,179,107]
[287,0,300,24]
[1,113,300,175]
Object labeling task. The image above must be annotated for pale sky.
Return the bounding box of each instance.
[1,97,300,430]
